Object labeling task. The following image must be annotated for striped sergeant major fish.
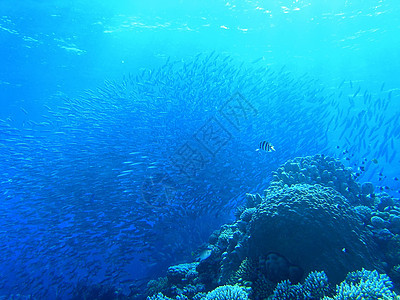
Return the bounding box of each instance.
[257,141,275,152]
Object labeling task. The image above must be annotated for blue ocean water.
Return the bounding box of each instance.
[1,0,400,299]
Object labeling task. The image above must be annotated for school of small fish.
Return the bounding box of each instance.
[0,53,398,298]
[325,80,400,188]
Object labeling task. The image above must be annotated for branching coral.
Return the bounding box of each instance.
[303,271,331,299]
[201,284,250,300]
[270,271,330,300]
[271,280,304,300]
[324,269,397,300]
[147,292,173,300]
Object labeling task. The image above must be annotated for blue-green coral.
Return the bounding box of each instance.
[147,284,250,300]
[270,269,398,300]
[271,271,330,300]
[146,277,168,297]
[147,292,173,300]
[272,280,304,300]
[201,284,250,300]
[303,271,331,299]
[167,262,199,284]
[324,269,397,300]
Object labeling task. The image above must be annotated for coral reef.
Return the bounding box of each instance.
[269,271,331,299]
[145,277,169,298]
[324,269,397,299]
[251,274,276,300]
[271,280,304,300]
[148,293,173,300]
[144,155,400,300]
[270,155,370,205]
[146,284,250,300]
[226,257,256,285]
[303,271,331,299]
[248,183,383,283]
[268,269,398,300]
[201,284,250,300]
[167,263,199,285]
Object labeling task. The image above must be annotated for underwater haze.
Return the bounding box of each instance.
[1,0,400,299]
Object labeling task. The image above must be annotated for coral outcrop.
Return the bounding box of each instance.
[144,155,400,300]
[270,155,371,206]
[247,183,383,283]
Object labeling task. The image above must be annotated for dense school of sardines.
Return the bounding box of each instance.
[325,80,400,186]
[0,53,398,298]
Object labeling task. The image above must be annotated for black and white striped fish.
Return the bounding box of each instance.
[257,141,275,152]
